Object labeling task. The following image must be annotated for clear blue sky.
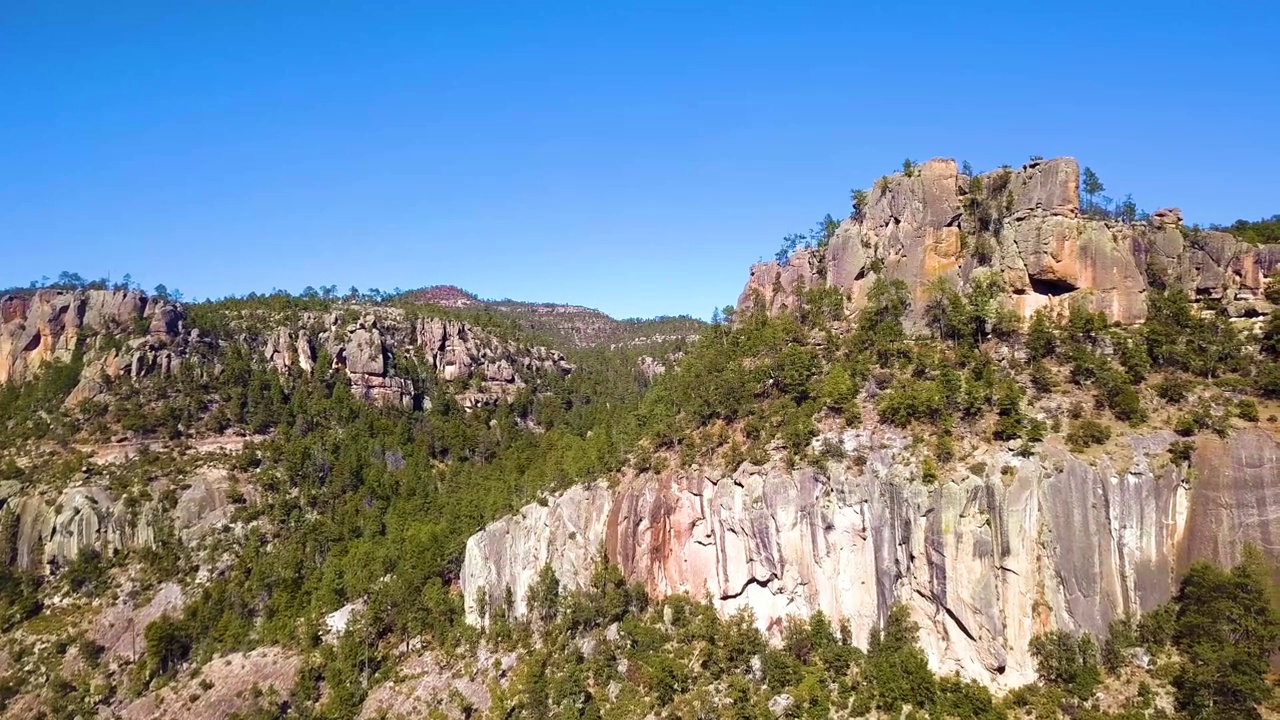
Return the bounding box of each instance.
[3,2,1278,319]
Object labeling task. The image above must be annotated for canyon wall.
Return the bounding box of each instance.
[461,427,1279,689]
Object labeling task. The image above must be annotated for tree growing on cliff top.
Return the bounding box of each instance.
[775,232,806,264]
[1081,166,1105,210]
[850,188,869,219]
[811,213,839,249]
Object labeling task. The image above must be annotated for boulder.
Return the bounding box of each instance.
[1151,207,1183,228]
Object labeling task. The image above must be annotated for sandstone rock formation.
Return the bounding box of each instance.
[739,157,1280,326]
[461,426,1279,689]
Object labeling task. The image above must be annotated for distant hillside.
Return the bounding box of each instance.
[400,285,705,348]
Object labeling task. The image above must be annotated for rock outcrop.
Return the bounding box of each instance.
[0,288,186,403]
[739,157,1280,326]
[262,311,574,410]
[0,288,573,413]
[0,467,232,573]
[461,426,1279,689]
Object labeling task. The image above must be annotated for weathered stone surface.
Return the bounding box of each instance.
[462,427,1277,689]
[263,326,293,371]
[261,310,573,411]
[462,483,613,619]
[0,288,187,405]
[0,468,232,574]
[117,647,301,720]
[1151,207,1182,228]
[350,373,415,410]
[736,249,823,317]
[343,320,386,376]
[739,156,1280,326]
[1009,157,1080,217]
[1179,428,1280,581]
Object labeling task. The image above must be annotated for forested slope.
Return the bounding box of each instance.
[1,157,1279,719]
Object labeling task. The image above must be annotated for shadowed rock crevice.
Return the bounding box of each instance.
[1028,276,1075,297]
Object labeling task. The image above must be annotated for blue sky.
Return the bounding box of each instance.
[2,2,1278,319]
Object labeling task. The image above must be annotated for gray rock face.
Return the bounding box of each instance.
[262,310,573,411]
[463,483,613,619]
[343,323,386,376]
[0,468,232,573]
[738,156,1280,326]
[461,427,1278,689]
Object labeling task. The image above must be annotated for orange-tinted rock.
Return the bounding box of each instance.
[739,156,1280,326]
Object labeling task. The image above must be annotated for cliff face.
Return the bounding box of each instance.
[461,427,1279,688]
[261,312,574,410]
[0,289,187,402]
[738,158,1280,325]
[0,467,233,573]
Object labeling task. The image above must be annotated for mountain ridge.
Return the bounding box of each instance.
[1,154,1278,719]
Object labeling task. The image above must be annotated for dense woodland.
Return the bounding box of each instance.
[2,260,1280,719]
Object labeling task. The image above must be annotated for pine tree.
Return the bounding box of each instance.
[1082,167,1105,210]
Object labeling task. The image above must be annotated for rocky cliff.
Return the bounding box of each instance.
[461,426,1279,689]
[260,311,573,410]
[738,157,1280,325]
[0,288,187,404]
[0,288,572,412]
[0,465,233,573]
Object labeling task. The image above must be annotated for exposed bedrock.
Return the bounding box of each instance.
[462,427,1279,689]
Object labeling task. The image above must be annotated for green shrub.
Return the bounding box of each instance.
[1168,439,1196,465]
[1155,373,1193,404]
[1065,418,1111,451]
[1236,398,1260,422]
[1028,630,1101,700]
